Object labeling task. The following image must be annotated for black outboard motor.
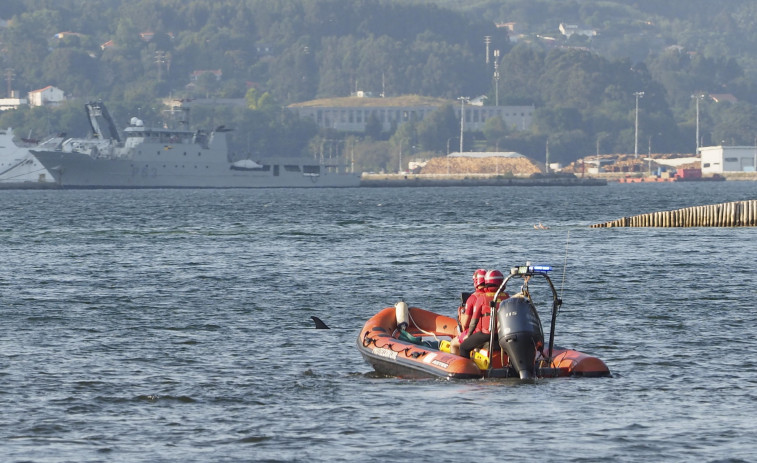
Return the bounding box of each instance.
[496,296,544,379]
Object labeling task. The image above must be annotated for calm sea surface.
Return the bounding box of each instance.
[2,182,757,462]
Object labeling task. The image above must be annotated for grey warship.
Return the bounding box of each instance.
[31,102,361,188]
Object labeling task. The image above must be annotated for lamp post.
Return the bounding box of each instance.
[398,139,403,173]
[634,91,644,159]
[493,50,500,106]
[446,136,457,174]
[596,133,604,173]
[596,133,603,157]
[458,96,469,154]
[349,139,355,173]
[692,93,705,153]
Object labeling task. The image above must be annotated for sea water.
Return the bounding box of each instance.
[2,182,757,462]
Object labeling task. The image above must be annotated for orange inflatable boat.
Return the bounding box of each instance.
[357,264,611,379]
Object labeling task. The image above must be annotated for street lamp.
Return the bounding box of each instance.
[458,96,469,154]
[493,50,500,106]
[596,133,604,173]
[634,91,644,159]
[398,139,403,173]
[445,137,457,174]
[446,137,458,156]
[692,93,705,153]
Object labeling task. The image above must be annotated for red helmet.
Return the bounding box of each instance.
[485,269,504,287]
[472,268,486,288]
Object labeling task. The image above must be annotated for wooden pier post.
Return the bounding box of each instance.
[590,200,757,228]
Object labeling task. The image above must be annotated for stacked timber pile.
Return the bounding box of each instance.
[420,156,543,175]
[591,200,757,228]
[564,154,700,174]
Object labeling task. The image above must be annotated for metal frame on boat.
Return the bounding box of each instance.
[357,264,611,380]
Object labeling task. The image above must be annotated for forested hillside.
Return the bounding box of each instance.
[2,0,757,170]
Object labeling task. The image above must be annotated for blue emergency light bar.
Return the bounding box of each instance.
[532,265,552,272]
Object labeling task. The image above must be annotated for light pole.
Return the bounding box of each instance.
[596,134,602,157]
[692,93,705,153]
[493,50,500,106]
[349,139,355,173]
[398,139,404,173]
[458,96,469,154]
[634,91,644,159]
[596,133,604,173]
[446,137,456,174]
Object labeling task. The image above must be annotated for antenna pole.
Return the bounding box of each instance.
[561,231,570,297]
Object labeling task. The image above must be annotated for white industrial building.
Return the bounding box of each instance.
[289,95,534,133]
[700,146,757,173]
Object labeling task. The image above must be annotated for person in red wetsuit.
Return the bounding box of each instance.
[449,269,486,355]
[460,269,509,361]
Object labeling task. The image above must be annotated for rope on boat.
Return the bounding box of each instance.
[363,329,429,357]
[407,309,441,342]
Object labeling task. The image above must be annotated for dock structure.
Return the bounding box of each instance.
[360,173,606,187]
[591,200,757,228]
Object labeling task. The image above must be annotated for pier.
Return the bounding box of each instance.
[591,200,757,227]
[360,173,607,187]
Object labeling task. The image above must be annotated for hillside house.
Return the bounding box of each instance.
[27,86,65,107]
[0,96,27,111]
[558,24,597,39]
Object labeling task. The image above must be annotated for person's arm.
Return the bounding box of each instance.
[464,305,481,340]
[464,317,478,341]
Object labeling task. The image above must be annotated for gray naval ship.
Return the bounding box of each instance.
[31,102,361,188]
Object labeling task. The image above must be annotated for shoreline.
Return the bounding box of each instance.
[359,173,607,187]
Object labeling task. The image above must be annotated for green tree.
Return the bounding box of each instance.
[364,113,383,140]
[482,116,510,150]
[711,102,757,145]
[415,104,457,153]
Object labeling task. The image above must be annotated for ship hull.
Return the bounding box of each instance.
[31,150,361,188]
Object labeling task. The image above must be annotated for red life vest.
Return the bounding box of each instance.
[471,288,509,335]
[458,288,484,329]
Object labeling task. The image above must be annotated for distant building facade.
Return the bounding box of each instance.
[288,95,534,133]
[0,96,27,111]
[700,146,757,173]
[558,23,597,39]
[28,85,65,107]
